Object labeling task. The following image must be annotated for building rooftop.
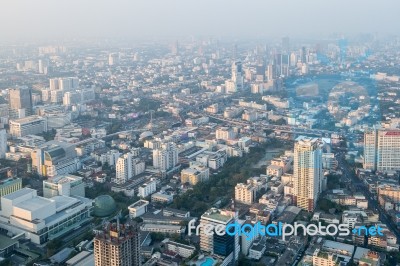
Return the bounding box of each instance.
[0,234,18,251]
[2,187,35,201]
[10,115,43,124]
[201,208,233,224]
[14,196,53,212]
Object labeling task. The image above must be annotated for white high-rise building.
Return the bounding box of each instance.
[293,136,323,212]
[231,61,243,90]
[115,153,145,184]
[364,129,400,172]
[0,129,7,159]
[49,77,79,91]
[152,142,178,172]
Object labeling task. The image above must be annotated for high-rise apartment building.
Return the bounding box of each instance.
[363,129,400,172]
[199,208,239,264]
[293,136,323,212]
[8,86,33,119]
[231,61,243,90]
[49,77,79,91]
[115,153,145,184]
[152,142,178,172]
[94,221,141,266]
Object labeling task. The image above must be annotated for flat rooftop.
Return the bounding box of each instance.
[14,197,53,212]
[2,187,35,201]
[202,211,232,224]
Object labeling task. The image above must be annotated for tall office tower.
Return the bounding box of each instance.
[199,208,239,264]
[108,53,119,66]
[363,129,400,172]
[0,129,7,159]
[232,61,244,90]
[301,46,307,63]
[255,64,265,82]
[152,142,178,172]
[115,153,145,184]
[293,136,323,212]
[266,64,276,81]
[8,86,33,119]
[94,221,141,266]
[274,53,282,77]
[280,54,290,77]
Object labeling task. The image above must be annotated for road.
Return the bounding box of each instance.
[337,152,400,240]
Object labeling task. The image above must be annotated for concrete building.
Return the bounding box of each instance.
[8,86,33,119]
[235,183,256,205]
[9,116,47,137]
[49,77,79,91]
[43,175,85,198]
[0,188,92,244]
[0,178,22,201]
[215,127,236,140]
[0,129,7,159]
[364,129,400,172]
[163,240,196,258]
[152,142,178,172]
[31,141,78,177]
[115,153,145,184]
[312,249,340,266]
[293,136,323,212]
[151,193,173,204]
[181,164,210,185]
[94,221,141,266]
[128,200,149,218]
[199,208,239,264]
[138,179,157,198]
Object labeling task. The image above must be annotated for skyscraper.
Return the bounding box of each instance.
[199,208,239,264]
[363,129,400,172]
[293,136,323,212]
[231,61,243,90]
[94,221,141,266]
[8,86,33,119]
[301,46,307,64]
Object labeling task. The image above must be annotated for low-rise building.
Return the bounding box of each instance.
[0,188,92,244]
[128,200,149,218]
[138,178,157,198]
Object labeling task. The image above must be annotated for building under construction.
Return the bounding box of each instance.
[94,220,141,266]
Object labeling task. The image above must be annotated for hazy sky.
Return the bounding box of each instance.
[0,0,399,42]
